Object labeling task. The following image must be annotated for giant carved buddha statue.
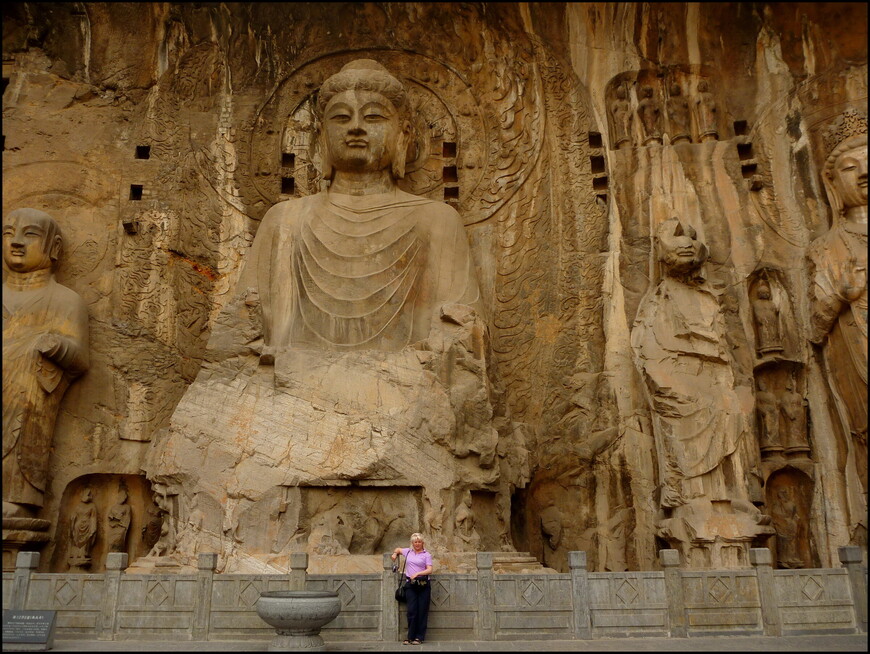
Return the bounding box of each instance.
[145,60,527,573]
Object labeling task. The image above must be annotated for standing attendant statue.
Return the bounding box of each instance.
[637,85,663,146]
[3,208,89,520]
[695,80,719,142]
[610,86,633,149]
[808,109,867,543]
[631,218,772,567]
[666,83,691,144]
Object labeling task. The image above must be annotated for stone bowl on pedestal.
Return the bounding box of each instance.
[255,590,341,651]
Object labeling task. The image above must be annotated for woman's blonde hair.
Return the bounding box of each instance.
[410,532,424,543]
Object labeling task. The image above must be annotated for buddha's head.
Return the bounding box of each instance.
[657,217,708,276]
[2,208,62,274]
[318,59,412,180]
[822,110,867,221]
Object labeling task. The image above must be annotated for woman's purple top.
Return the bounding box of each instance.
[401,547,432,578]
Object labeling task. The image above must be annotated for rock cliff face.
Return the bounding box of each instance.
[2,2,866,572]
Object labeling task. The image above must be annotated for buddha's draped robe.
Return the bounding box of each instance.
[241,188,481,352]
[3,270,89,508]
[809,221,868,490]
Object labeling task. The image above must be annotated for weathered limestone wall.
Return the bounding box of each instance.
[2,3,866,573]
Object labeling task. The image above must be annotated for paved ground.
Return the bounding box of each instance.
[41,633,868,651]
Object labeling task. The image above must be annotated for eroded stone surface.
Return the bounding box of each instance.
[1,3,866,573]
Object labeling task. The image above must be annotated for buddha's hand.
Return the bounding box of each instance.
[35,332,63,360]
[839,258,866,303]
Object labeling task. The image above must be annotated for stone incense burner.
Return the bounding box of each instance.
[255,590,341,651]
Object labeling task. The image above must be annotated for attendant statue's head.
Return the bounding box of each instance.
[821,109,867,223]
[657,217,708,277]
[317,59,413,182]
[2,208,62,274]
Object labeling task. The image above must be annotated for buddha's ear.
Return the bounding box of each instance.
[48,234,62,263]
[392,120,413,180]
[318,130,334,181]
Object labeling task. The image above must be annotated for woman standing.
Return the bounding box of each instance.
[391,533,433,645]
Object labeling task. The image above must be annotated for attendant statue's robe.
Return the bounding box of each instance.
[3,269,89,509]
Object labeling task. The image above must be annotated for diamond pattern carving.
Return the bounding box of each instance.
[146,581,169,606]
[615,579,639,605]
[336,581,356,607]
[55,581,78,606]
[431,580,449,607]
[708,577,732,604]
[239,581,261,607]
[521,580,544,606]
[801,576,824,602]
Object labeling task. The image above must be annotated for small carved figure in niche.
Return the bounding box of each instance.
[808,109,867,543]
[454,492,479,549]
[141,504,163,553]
[666,83,691,144]
[770,485,807,568]
[540,505,562,552]
[755,377,783,454]
[695,80,718,142]
[106,483,132,553]
[631,218,772,566]
[781,376,810,455]
[68,486,98,570]
[2,208,89,519]
[637,85,663,146]
[147,485,176,557]
[176,493,205,558]
[610,85,633,149]
[751,280,785,355]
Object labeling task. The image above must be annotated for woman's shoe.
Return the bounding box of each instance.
[412,639,422,645]
[403,640,411,645]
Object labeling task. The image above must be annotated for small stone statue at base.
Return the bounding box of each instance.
[68,487,98,571]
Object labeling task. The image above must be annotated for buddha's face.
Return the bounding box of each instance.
[658,219,708,274]
[2,214,55,273]
[323,89,404,174]
[829,144,867,211]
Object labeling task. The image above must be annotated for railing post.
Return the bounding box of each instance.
[289,551,308,591]
[660,549,687,637]
[750,547,781,636]
[839,546,867,633]
[568,551,591,640]
[477,552,495,641]
[11,551,39,610]
[99,553,127,640]
[192,553,217,641]
[382,553,399,643]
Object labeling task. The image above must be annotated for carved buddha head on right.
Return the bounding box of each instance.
[317,59,413,180]
[822,109,867,220]
[657,217,709,275]
[2,208,62,274]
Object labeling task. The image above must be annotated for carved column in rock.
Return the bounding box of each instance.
[666,83,691,144]
[637,86,663,146]
[610,85,633,149]
[2,208,89,568]
[808,109,867,546]
[695,80,718,142]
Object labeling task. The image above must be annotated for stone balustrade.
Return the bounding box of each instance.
[1,548,865,642]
